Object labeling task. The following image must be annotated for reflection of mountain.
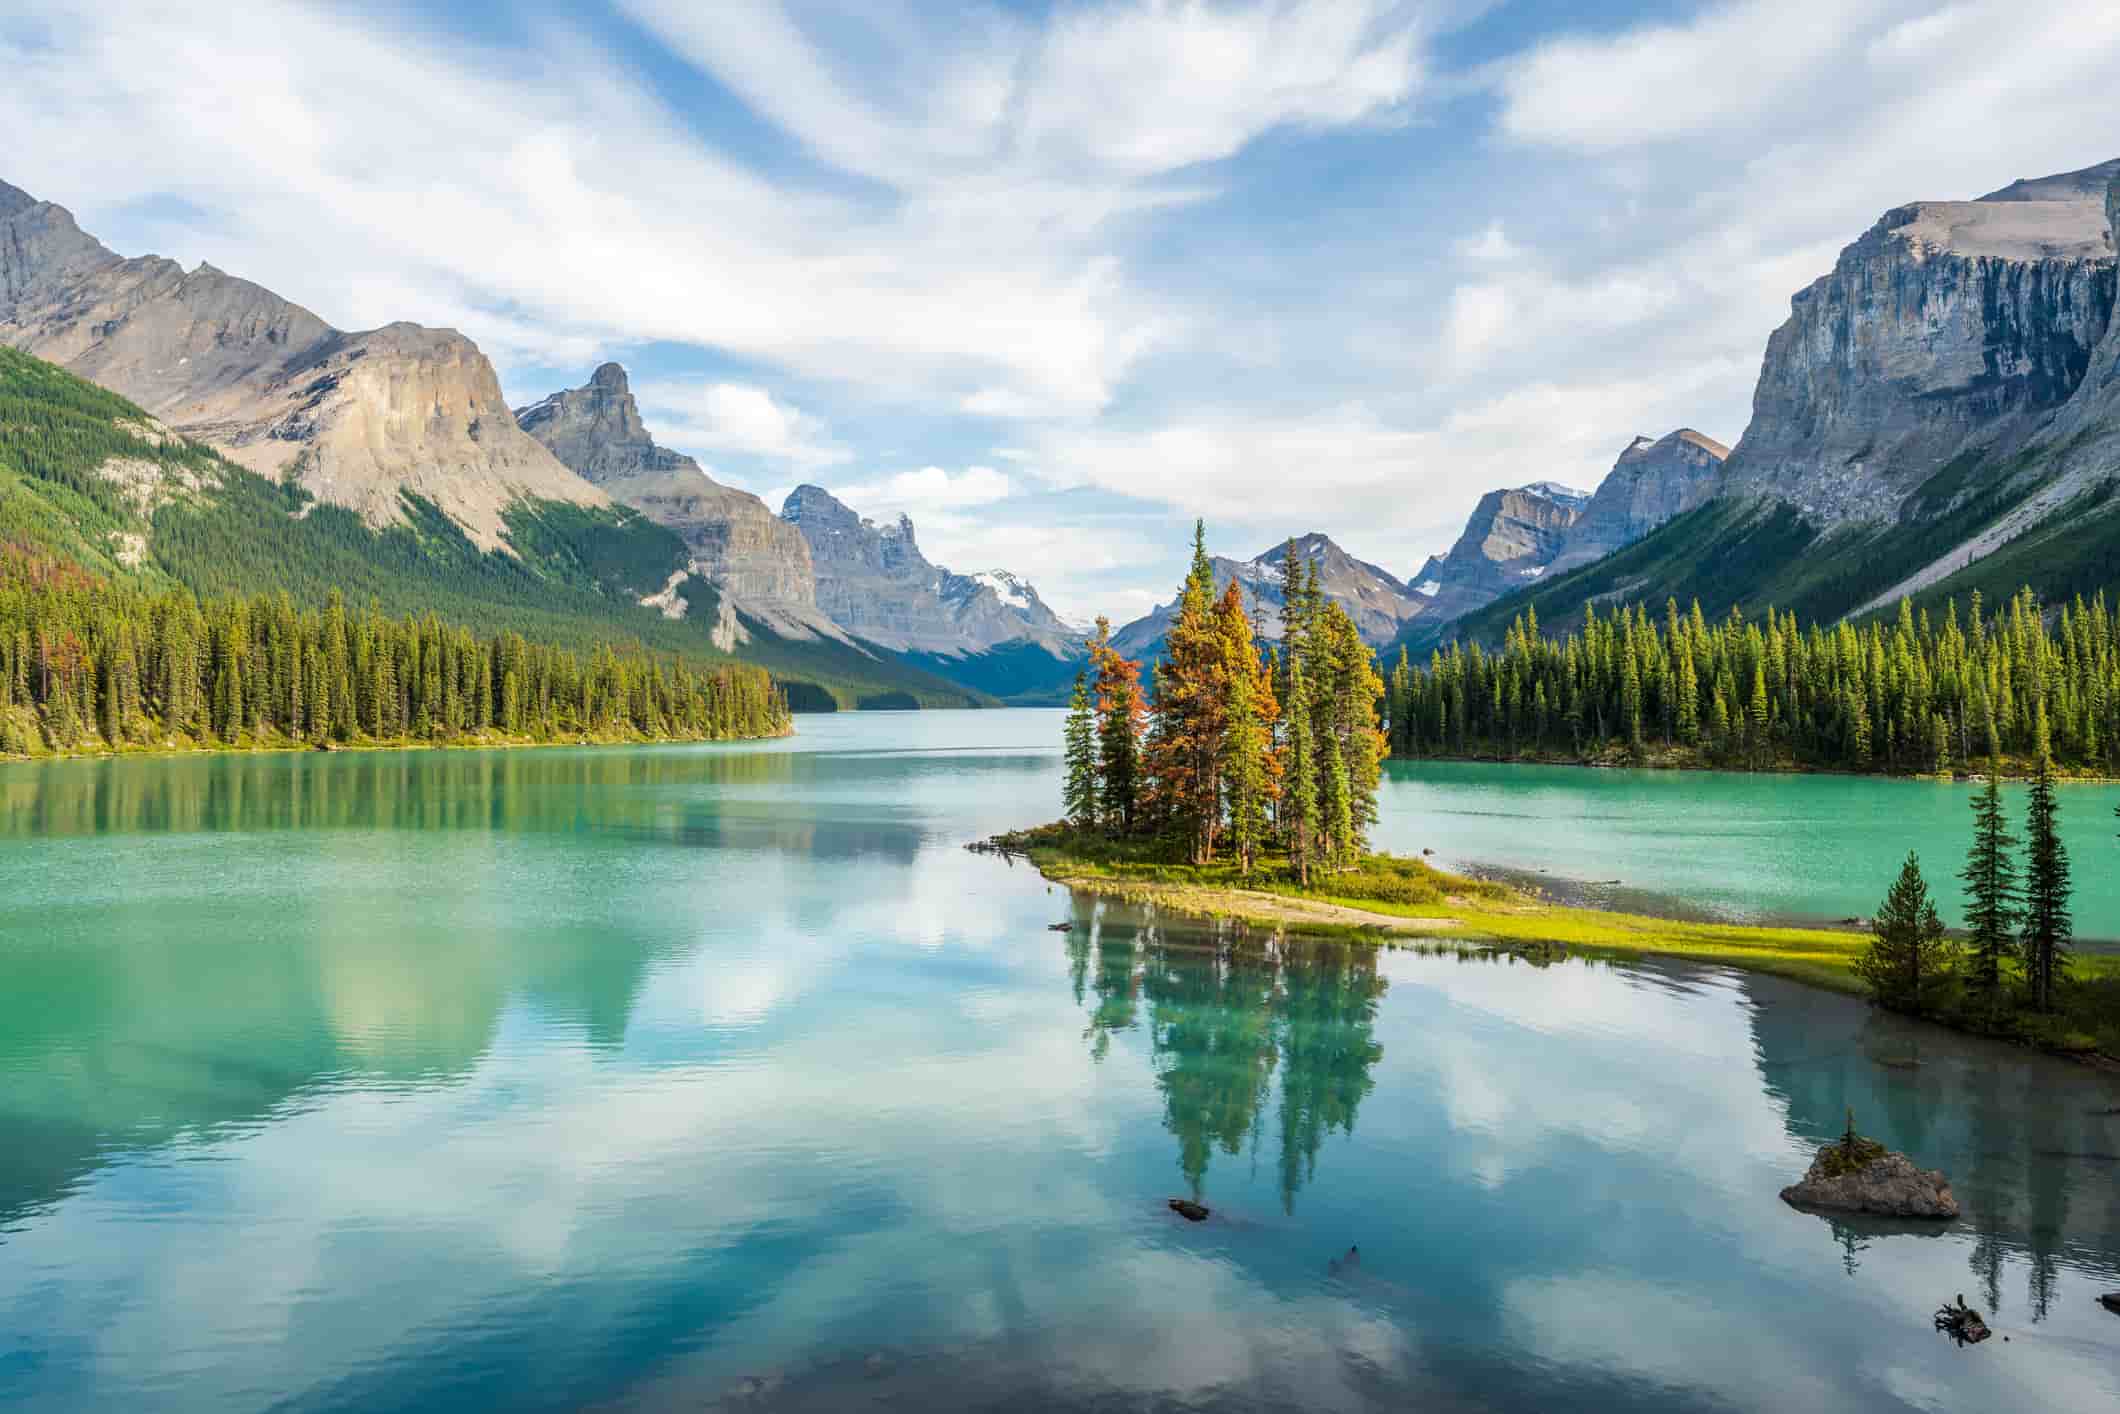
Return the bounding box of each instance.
[1071,909,1385,1211]
[1747,975,2120,1310]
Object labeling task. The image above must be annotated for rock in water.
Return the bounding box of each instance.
[1167,1198,1209,1222]
[1780,1138,1958,1219]
[1934,1296,1992,1345]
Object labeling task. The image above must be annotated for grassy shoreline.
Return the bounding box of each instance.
[980,823,2120,1062]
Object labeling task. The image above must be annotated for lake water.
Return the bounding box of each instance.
[2,710,2117,1412]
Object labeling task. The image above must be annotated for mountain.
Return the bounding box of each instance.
[1437,157,2120,646]
[1402,483,1590,628]
[1544,431,1728,575]
[0,182,981,710]
[779,485,1083,701]
[1111,532,1422,661]
[516,364,846,645]
[0,180,601,552]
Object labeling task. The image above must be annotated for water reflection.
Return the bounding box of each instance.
[1749,973,2120,1318]
[1069,905,1386,1212]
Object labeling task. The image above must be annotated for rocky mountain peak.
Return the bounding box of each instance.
[0,178,606,551]
[0,179,32,217]
[518,365,831,634]
[781,485,1071,658]
[1716,156,2118,523]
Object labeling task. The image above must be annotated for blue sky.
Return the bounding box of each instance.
[5,1,2117,623]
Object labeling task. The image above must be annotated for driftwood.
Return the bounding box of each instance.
[1167,1198,1209,1222]
[1934,1295,1991,1345]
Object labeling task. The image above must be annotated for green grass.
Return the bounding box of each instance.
[990,822,2120,1055]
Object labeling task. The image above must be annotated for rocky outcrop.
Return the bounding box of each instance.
[1717,159,2117,524]
[1546,431,1728,574]
[0,180,604,551]
[1780,1139,1958,1219]
[780,485,1077,657]
[516,365,839,639]
[1404,483,1588,626]
[1110,532,1422,659]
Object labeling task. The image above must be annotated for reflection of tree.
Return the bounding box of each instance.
[1275,940,1385,1213]
[1145,924,1282,1198]
[1071,915,1385,1208]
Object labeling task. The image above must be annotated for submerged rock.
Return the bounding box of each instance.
[1167,1198,1209,1222]
[1781,1135,1958,1219]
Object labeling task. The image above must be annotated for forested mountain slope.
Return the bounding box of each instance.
[0,347,981,709]
[1429,158,2120,649]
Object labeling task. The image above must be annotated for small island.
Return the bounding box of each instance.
[987,522,2120,1065]
[1779,1113,1958,1219]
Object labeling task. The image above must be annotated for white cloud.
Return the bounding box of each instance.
[836,464,1013,515]
[634,381,850,471]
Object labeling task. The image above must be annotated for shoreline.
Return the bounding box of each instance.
[0,724,795,768]
[1389,748,2120,785]
[983,827,2119,1067]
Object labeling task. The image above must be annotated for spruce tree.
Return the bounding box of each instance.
[1283,654,1319,886]
[1224,665,1269,875]
[1062,671,1098,831]
[1960,757,2020,999]
[1853,851,1952,1010]
[2021,752,2072,1011]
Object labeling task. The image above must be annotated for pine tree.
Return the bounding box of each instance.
[1283,653,1319,886]
[1063,671,1098,831]
[1853,851,1953,1009]
[1224,664,1269,875]
[2021,752,2072,1012]
[1088,616,1143,833]
[1960,757,2020,999]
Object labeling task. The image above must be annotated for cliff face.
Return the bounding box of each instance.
[1404,482,1588,627]
[780,485,1077,657]
[1717,161,2117,522]
[517,365,831,632]
[1109,532,1421,659]
[0,181,603,551]
[1546,430,1727,574]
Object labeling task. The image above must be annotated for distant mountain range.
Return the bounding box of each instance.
[7,153,2117,701]
[0,177,1079,707]
[1110,532,1423,660]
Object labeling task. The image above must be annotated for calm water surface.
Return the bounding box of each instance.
[2,711,2117,1412]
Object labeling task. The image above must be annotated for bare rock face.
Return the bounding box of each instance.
[1546,431,1728,574]
[1780,1142,1958,1219]
[1404,483,1588,626]
[1109,532,1422,659]
[1717,159,2118,525]
[516,365,833,634]
[0,180,604,551]
[781,485,1077,657]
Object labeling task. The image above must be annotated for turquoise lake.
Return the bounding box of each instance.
[2,709,2117,1411]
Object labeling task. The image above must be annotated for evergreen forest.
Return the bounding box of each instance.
[1387,590,2120,774]
[0,563,787,757]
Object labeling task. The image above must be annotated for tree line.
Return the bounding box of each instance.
[1387,588,2120,773]
[1063,527,1387,878]
[0,559,790,757]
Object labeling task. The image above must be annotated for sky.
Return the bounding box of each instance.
[3,0,2117,624]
